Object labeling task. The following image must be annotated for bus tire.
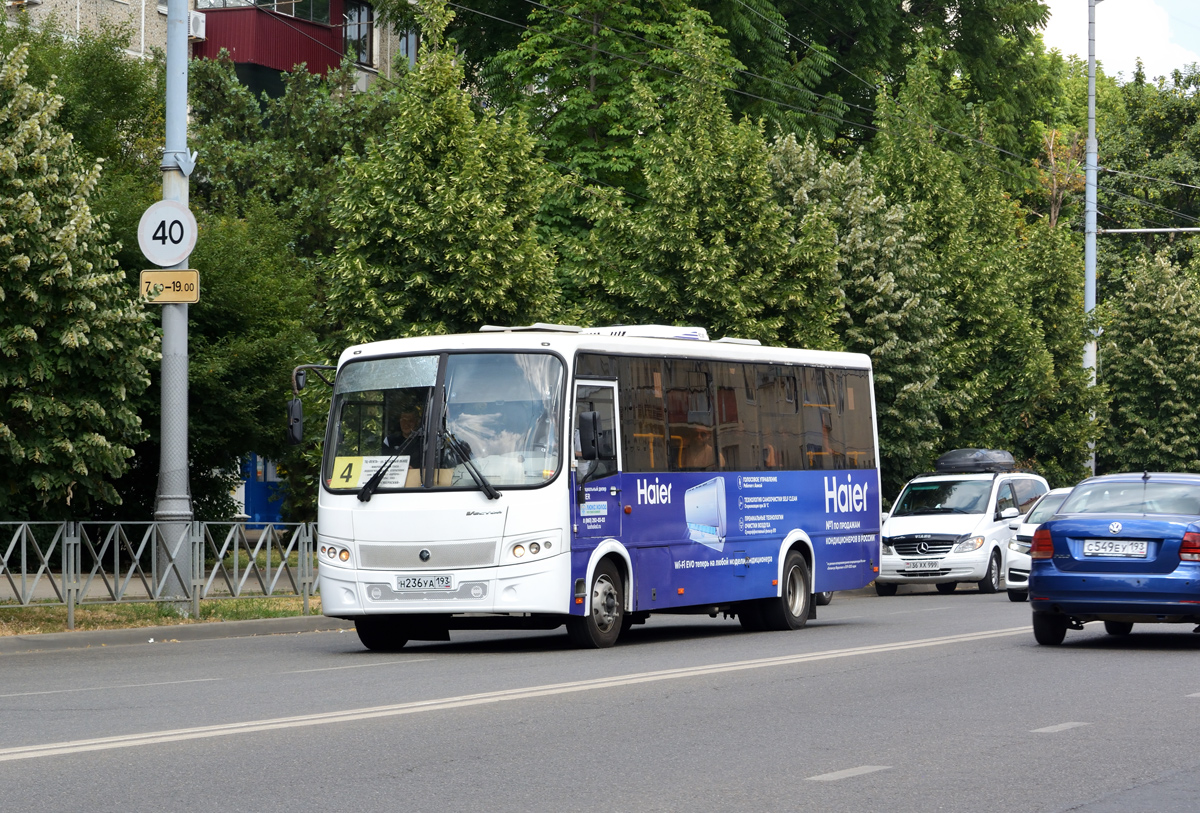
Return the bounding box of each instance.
[759,551,811,631]
[354,616,409,652]
[737,601,766,631]
[814,591,834,606]
[567,559,624,648]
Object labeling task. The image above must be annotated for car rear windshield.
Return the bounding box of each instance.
[1025,492,1069,524]
[891,480,992,516]
[1059,481,1200,516]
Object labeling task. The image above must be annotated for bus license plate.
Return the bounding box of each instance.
[904,560,941,571]
[396,574,454,591]
[1083,540,1147,558]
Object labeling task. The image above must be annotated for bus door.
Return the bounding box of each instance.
[572,381,623,541]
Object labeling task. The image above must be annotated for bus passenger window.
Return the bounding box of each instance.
[665,360,716,472]
[619,357,667,472]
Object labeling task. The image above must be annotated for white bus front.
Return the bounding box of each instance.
[315,349,571,650]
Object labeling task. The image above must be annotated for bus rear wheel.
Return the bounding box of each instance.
[354,616,409,652]
[567,560,624,648]
[759,551,811,631]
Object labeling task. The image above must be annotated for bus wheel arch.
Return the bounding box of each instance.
[777,531,815,597]
[583,541,633,615]
[568,556,626,648]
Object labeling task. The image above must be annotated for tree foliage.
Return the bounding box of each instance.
[1098,255,1200,473]
[325,1,559,345]
[0,45,156,519]
[571,11,838,348]
[769,134,946,495]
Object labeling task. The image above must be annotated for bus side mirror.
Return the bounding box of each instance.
[578,411,601,460]
[286,398,304,446]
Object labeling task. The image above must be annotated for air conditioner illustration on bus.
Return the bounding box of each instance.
[685,477,727,551]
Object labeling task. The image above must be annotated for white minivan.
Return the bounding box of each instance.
[875,453,1048,596]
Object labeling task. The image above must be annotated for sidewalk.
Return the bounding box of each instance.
[0,615,355,655]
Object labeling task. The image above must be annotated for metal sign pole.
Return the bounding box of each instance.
[153,0,196,603]
[1084,0,1102,476]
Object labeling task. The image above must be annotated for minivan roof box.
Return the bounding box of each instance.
[933,448,1016,474]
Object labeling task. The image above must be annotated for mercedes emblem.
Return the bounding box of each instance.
[917,541,929,555]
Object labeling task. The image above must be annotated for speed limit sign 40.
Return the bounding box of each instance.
[138,200,198,267]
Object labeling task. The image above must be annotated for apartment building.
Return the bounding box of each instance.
[5,0,415,96]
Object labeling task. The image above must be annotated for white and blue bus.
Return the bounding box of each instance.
[301,324,881,650]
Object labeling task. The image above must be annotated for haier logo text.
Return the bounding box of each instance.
[824,476,868,513]
[637,478,673,505]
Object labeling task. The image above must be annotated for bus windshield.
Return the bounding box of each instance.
[324,352,564,492]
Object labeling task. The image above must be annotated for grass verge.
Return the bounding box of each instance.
[0,596,323,637]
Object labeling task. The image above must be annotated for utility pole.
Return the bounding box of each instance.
[152,0,197,603]
[1084,0,1101,475]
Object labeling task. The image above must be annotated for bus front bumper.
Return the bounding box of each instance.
[318,552,572,617]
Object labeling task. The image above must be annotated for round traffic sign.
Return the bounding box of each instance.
[138,200,198,267]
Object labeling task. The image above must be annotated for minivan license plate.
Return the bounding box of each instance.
[1083,540,1147,558]
[904,560,941,571]
[396,574,454,591]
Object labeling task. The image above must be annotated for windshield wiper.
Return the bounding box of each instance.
[442,429,501,500]
[357,429,423,503]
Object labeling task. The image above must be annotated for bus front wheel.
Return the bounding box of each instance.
[354,616,409,652]
[759,551,811,631]
[567,560,624,648]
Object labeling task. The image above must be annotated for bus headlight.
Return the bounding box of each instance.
[513,544,526,558]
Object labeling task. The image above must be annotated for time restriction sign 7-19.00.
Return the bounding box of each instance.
[138,200,198,267]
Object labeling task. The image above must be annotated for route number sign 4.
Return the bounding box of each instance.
[138,200,198,267]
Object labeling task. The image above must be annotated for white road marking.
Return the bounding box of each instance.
[0,678,221,699]
[285,658,433,674]
[0,626,1028,762]
[1188,692,1200,698]
[1031,722,1090,733]
[807,765,891,781]
[887,606,951,615]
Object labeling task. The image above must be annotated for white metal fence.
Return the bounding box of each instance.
[0,522,317,629]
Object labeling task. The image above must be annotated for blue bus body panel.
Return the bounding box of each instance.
[569,468,880,614]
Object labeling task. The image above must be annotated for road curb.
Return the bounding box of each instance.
[0,615,356,655]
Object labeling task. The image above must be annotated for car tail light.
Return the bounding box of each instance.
[1181,532,1200,561]
[1030,528,1054,560]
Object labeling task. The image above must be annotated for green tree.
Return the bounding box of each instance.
[574,11,838,348]
[1018,223,1105,486]
[109,202,318,520]
[0,44,156,519]
[768,134,947,495]
[868,55,1100,482]
[190,53,399,260]
[325,0,559,345]
[1098,254,1200,473]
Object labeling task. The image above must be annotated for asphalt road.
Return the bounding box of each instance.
[1,587,1198,812]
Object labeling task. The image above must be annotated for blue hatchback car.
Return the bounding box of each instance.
[1029,472,1200,645]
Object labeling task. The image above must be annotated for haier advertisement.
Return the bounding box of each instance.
[571,469,880,610]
